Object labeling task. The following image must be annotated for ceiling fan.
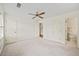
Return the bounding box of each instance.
[28,11,45,19]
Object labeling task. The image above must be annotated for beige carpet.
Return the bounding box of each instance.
[1,39,79,56]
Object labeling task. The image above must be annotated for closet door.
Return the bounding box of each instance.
[5,15,17,43]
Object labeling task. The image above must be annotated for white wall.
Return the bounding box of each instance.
[43,16,65,44]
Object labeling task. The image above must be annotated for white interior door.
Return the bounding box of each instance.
[5,15,17,43]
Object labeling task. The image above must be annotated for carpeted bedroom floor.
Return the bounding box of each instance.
[1,39,79,56]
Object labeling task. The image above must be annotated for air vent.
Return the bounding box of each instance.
[17,3,22,8]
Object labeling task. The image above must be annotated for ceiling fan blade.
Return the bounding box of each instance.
[38,16,44,19]
[32,17,36,19]
[39,12,45,15]
[28,13,36,15]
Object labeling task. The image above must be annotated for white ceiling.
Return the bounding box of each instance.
[2,3,79,18]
